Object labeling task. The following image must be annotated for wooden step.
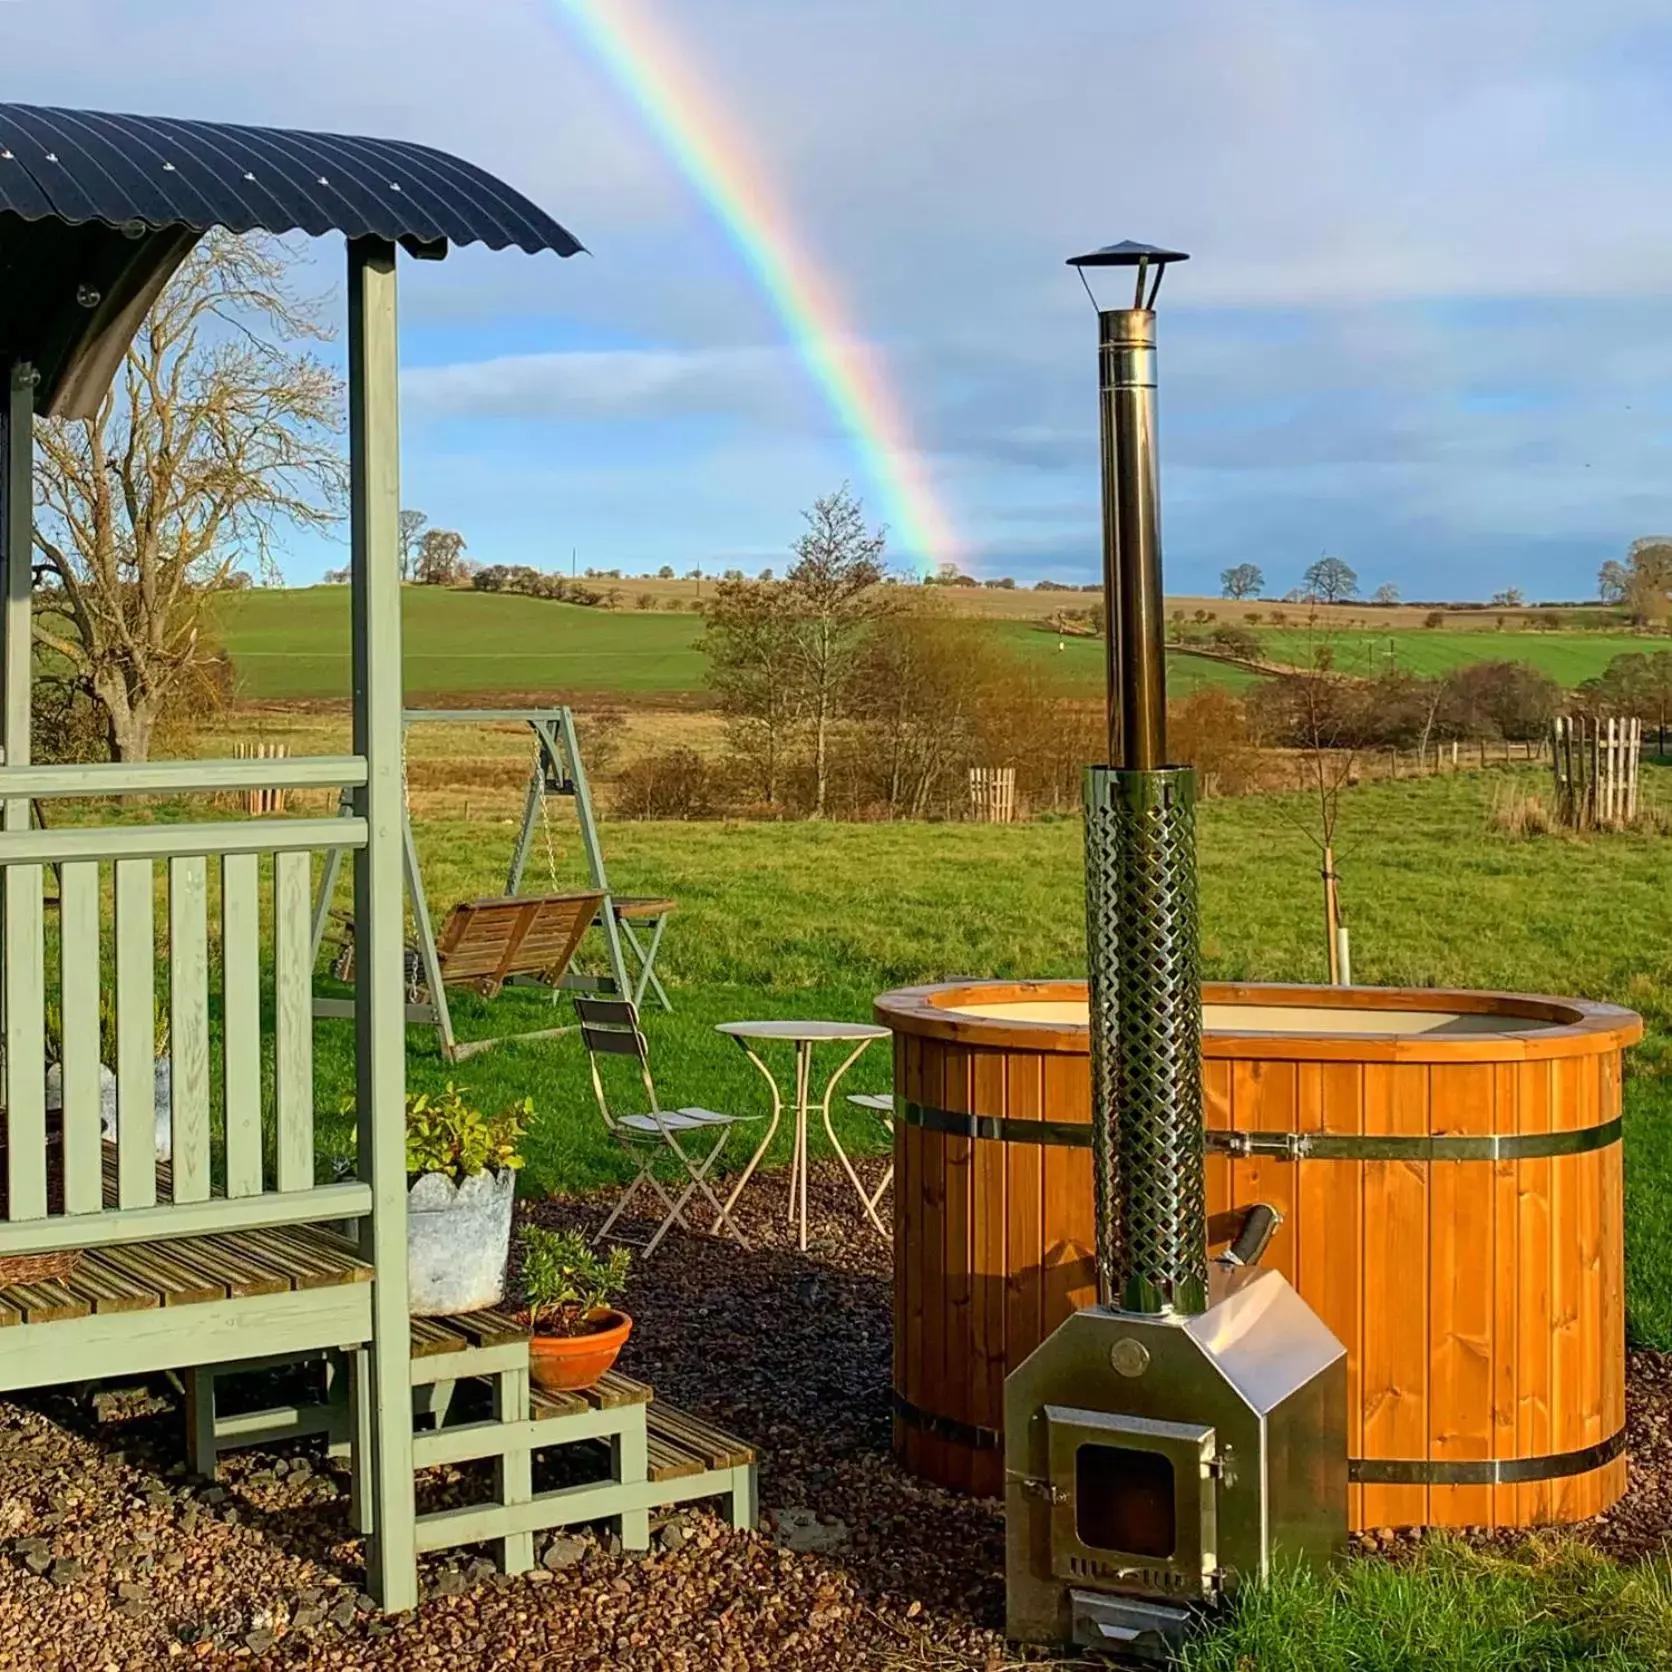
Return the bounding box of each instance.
[410,1307,530,1359]
[530,1369,652,1422]
[645,1404,755,1483]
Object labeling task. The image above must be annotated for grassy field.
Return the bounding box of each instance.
[210,585,1249,702]
[212,586,711,702]
[297,762,1672,1350]
[1259,625,1656,685]
[210,585,1666,707]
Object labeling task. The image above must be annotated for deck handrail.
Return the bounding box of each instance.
[0,755,368,798]
[0,1184,373,1259]
[0,817,366,865]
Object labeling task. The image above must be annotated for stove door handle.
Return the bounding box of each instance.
[1222,1202,1282,1268]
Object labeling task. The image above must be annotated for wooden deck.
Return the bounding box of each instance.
[0,1223,369,1325]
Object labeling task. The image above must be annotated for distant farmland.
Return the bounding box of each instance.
[211,587,1253,704]
[209,586,1657,706]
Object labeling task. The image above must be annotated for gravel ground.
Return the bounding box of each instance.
[0,1160,1666,1670]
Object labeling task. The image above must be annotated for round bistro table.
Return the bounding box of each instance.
[714,1019,890,1252]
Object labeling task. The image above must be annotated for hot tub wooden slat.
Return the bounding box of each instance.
[942,1040,974,1496]
[1307,1059,1366,1530]
[1517,1061,1554,1526]
[1040,1050,1095,1347]
[1359,1062,1429,1527]
[881,979,1638,1531]
[972,1048,1008,1458]
[1491,1061,1521,1531]
[1429,1061,1495,1528]
[1003,1051,1044,1461]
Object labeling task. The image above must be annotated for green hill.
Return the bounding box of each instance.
[212,586,710,702]
[209,586,1653,706]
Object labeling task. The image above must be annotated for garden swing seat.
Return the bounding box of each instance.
[432,890,603,999]
[327,889,604,1061]
[314,707,676,1062]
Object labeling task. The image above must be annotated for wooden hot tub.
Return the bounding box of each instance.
[874,979,1641,1531]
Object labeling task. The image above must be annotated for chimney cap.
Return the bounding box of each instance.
[1066,240,1190,268]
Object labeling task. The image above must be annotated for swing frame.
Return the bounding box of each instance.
[311,707,666,1062]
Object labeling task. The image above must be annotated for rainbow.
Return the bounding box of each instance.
[552,0,958,575]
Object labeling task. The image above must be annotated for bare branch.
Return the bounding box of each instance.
[32,229,347,759]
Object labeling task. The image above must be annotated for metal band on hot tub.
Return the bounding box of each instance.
[898,1100,1623,1162]
[891,1391,1625,1486]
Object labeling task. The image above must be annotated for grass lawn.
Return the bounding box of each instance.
[302,763,1672,1349]
[1179,1537,1672,1672]
[1259,626,1658,686]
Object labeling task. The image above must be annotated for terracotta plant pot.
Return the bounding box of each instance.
[526,1308,633,1392]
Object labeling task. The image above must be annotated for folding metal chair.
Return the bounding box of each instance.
[577,997,755,1257]
[846,1093,896,1231]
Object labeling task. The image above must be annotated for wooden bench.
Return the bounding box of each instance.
[435,892,603,1000]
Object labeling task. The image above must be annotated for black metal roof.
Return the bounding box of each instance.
[1066,241,1189,268]
[0,102,583,417]
[0,103,583,257]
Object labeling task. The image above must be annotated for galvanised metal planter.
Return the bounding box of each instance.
[406,1166,516,1316]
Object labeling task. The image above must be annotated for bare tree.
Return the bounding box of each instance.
[1600,538,1672,623]
[846,608,986,817]
[1220,562,1263,600]
[32,232,346,761]
[701,576,802,805]
[1371,582,1400,606]
[399,508,429,582]
[1302,555,1358,604]
[785,485,889,817]
[414,527,468,586]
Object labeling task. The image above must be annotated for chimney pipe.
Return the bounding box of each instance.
[1072,243,1207,1317]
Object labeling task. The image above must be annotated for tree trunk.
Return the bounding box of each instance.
[813,693,829,818]
[94,674,156,762]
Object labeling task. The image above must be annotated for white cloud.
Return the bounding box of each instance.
[402,341,808,423]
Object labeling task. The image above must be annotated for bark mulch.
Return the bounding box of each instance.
[0,1159,1666,1670]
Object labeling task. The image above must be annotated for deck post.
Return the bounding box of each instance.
[0,362,40,1191]
[348,237,418,1612]
[0,361,32,806]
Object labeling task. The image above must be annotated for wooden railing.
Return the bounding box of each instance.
[0,757,375,1256]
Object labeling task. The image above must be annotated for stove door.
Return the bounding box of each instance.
[1042,1404,1219,1601]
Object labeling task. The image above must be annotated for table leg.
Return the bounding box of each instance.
[818,1038,890,1238]
[618,913,673,1013]
[638,914,673,1011]
[716,1042,782,1233]
[795,1041,813,1252]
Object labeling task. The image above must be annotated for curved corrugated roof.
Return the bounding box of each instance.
[0,102,584,257]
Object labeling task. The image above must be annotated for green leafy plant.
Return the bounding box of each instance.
[520,1226,630,1335]
[404,1083,528,1183]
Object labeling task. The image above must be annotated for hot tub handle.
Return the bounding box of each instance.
[1222,1203,1282,1269]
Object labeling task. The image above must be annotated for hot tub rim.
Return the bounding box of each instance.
[873,979,1643,1063]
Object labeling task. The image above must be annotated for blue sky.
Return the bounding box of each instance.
[7,0,1672,598]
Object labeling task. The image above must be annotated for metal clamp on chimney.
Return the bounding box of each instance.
[1004,244,1348,1661]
